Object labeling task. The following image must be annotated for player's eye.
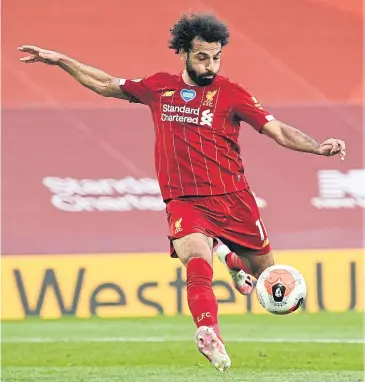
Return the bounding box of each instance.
[213,57,220,61]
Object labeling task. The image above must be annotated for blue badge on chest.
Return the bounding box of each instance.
[180,89,196,102]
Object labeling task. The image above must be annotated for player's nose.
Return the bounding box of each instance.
[205,60,214,72]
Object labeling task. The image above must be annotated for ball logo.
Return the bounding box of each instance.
[275,288,282,298]
[272,283,286,302]
[180,89,196,102]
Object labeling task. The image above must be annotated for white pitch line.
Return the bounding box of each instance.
[2,337,364,344]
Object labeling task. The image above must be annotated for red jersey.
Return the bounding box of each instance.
[120,73,275,201]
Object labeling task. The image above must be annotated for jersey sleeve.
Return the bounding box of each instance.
[232,84,275,132]
[119,75,155,105]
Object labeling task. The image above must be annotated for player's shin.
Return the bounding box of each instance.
[186,257,222,341]
[216,245,254,295]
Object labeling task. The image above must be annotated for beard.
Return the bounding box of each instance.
[186,58,217,86]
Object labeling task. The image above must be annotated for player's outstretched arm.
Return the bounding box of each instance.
[18,45,129,99]
[261,119,346,161]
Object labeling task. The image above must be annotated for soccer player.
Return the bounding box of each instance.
[19,13,346,372]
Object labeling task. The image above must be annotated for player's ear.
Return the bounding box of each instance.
[179,49,187,63]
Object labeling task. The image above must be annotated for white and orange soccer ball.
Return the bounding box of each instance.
[256,265,307,315]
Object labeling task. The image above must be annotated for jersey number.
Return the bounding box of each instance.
[255,219,267,241]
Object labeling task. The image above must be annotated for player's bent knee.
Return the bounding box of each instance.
[186,253,212,266]
[178,250,212,267]
[172,233,213,267]
[249,251,275,279]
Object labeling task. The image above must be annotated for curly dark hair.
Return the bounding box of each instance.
[169,13,230,54]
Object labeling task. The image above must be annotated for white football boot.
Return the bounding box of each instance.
[195,326,231,372]
[216,244,254,295]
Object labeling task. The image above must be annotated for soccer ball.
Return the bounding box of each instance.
[255,265,307,315]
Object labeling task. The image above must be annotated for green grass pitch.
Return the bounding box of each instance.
[1,312,364,381]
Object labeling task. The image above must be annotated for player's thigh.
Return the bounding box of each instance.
[173,233,214,267]
[221,189,272,275]
[166,198,216,266]
[223,190,270,250]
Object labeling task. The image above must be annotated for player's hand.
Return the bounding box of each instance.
[18,45,62,65]
[319,138,346,161]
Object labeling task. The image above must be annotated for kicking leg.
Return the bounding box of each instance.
[221,241,275,279]
[173,232,231,372]
[239,249,275,279]
[216,244,254,295]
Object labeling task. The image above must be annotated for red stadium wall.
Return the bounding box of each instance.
[2,0,363,255]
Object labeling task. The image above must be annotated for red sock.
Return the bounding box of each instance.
[226,251,253,275]
[186,258,222,341]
